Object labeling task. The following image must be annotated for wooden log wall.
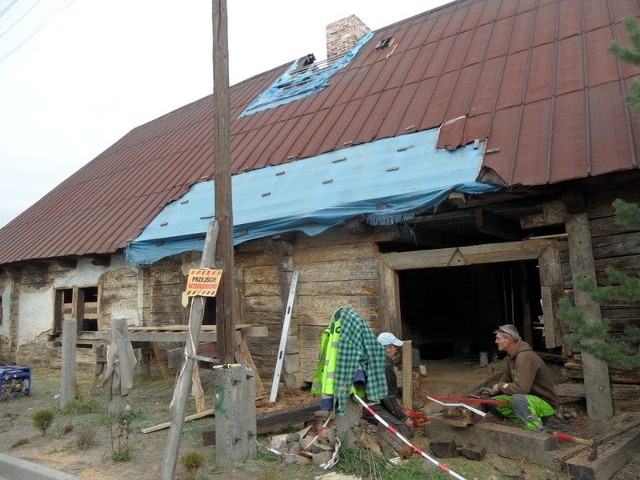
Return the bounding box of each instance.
[145,256,187,326]
[557,180,640,411]
[235,230,385,385]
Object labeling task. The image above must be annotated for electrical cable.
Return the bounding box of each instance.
[0,0,19,19]
[0,0,74,64]
[0,0,44,39]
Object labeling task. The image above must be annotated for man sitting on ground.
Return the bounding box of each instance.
[487,324,557,432]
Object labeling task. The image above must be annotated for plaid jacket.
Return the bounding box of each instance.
[333,307,387,415]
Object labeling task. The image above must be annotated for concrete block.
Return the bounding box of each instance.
[283,372,304,388]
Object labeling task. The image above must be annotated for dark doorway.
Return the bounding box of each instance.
[398,261,543,361]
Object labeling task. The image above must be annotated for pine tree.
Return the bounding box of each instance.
[608,16,640,111]
[557,19,640,371]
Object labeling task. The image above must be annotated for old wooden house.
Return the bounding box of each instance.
[1,0,639,414]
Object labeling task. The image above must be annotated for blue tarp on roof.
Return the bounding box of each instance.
[125,128,501,266]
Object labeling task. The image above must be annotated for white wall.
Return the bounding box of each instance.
[17,255,140,348]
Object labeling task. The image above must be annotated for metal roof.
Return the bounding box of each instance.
[1,0,639,264]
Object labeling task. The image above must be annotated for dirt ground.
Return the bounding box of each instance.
[0,360,638,480]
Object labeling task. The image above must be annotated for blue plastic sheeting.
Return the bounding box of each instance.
[125,129,501,266]
[238,32,374,118]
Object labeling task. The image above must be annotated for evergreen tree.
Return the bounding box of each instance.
[608,16,640,111]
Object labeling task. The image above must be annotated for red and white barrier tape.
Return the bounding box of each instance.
[352,393,467,480]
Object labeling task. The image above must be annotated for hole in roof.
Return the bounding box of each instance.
[239,31,374,118]
[375,37,394,50]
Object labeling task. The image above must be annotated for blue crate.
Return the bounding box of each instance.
[0,365,31,398]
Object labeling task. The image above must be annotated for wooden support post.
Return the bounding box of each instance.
[402,340,413,409]
[88,343,107,395]
[565,212,613,420]
[214,365,257,464]
[60,319,77,408]
[150,341,171,379]
[161,221,219,480]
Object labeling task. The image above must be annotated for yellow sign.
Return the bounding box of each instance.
[186,268,223,297]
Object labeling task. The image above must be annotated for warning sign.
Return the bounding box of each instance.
[186,268,223,297]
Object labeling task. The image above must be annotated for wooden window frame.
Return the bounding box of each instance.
[376,238,563,349]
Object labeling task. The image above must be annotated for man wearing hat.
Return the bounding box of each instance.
[487,324,557,432]
[362,332,414,437]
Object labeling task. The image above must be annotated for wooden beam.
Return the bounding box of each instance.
[402,340,412,409]
[379,239,551,271]
[566,425,640,480]
[565,212,613,420]
[142,409,214,434]
[377,259,401,333]
[474,208,520,240]
[521,199,565,229]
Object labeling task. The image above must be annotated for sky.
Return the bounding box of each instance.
[0,0,450,229]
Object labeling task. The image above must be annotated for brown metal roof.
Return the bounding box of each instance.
[1,0,639,264]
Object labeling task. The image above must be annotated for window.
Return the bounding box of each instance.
[54,287,99,334]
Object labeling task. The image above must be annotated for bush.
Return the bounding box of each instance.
[76,426,98,450]
[180,451,206,478]
[111,444,134,462]
[32,409,55,436]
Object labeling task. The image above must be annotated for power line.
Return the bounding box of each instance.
[0,0,44,39]
[0,0,74,65]
[0,0,19,19]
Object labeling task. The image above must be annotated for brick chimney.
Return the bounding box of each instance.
[325,15,370,60]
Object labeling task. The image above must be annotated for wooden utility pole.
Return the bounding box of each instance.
[212,0,235,364]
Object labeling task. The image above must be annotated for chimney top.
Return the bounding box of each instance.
[326,15,370,60]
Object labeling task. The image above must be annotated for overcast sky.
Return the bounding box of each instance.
[0,0,449,228]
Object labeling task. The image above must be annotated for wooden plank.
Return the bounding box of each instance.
[126,324,252,332]
[142,409,215,434]
[565,212,613,420]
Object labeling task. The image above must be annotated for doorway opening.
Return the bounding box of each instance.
[398,260,545,362]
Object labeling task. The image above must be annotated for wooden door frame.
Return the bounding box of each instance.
[376,238,563,348]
